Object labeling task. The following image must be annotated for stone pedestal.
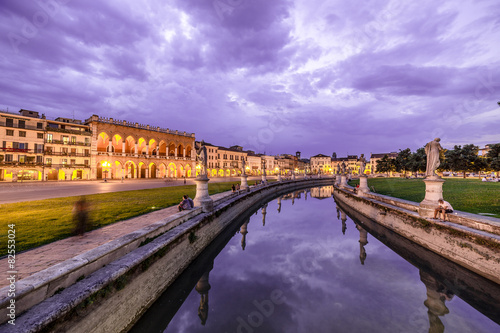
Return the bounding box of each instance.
[358,175,370,195]
[292,173,296,180]
[262,173,267,183]
[418,176,445,217]
[340,174,348,187]
[335,175,341,185]
[277,174,282,182]
[194,176,213,212]
[240,174,249,191]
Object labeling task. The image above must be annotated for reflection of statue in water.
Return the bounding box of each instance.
[240,218,249,250]
[341,210,347,235]
[196,142,208,178]
[261,203,267,226]
[356,225,368,265]
[425,138,443,177]
[277,197,282,213]
[336,206,340,220]
[195,264,213,326]
[359,154,366,175]
[420,271,454,333]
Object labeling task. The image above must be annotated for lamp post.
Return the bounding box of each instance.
[102,161,111,182]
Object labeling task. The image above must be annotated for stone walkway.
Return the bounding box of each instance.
[0,192,231,290]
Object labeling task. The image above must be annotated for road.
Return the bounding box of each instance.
[0,177,258,204]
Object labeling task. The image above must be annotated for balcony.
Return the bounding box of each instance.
[44,151,91,157]
[45,139,91,146]
[46,127,92,136]
[0,121,43,131]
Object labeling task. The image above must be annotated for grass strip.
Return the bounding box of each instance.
[0,182,242,255]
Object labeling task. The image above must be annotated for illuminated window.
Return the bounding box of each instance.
[62,159,67,165]
[71,136,76,144]
[70,159,76,165]
[18,155,25,163]
[46,158,52,165]
[63,136,69,144]
[47,133,53,143]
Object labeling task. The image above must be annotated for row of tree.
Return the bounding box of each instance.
[376,144,500,178]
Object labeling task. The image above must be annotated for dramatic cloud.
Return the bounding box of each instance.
[1,0,499,158]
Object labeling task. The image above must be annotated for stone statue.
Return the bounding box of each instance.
[359,154,366,175]
[196,143,208,177]
[336,164,340,174]
[341,162,346,174]
[424,138,443,177]
[241,157,246,175]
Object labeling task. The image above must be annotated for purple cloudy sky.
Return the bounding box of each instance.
[1,0,499,158]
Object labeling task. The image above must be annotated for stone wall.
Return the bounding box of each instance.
[333,187,500,285]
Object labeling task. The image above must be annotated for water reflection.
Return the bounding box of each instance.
[195,263,212,326]
[130,186,500,333]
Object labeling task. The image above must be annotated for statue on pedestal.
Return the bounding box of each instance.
[337,164,340,174]
[241,157,246,176]
[425,138,443,177]
[359,154,366,175]
[341,162,346,174]
[196,142,208,178]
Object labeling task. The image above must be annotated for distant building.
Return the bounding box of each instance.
[370,152,398,175]
[310,154,332,174]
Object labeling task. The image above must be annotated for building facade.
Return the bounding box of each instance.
[85,115,196,180]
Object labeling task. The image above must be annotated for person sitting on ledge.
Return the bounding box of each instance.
[433,199,453,221]
[178,195,194,211]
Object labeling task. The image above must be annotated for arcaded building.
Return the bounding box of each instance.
[85,115,196,180]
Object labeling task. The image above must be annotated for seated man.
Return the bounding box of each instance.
[178,195,194,211]
[433,199,454,221]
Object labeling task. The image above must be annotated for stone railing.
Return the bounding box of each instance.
[86,115,195,138]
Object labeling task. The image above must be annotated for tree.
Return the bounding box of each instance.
[443,144,481,178]
[376,154,395,177]
[486,143,500,176]
[408,148,426,176]
[394,148,411,177]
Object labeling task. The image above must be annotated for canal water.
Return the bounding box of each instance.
[130,186,500,333]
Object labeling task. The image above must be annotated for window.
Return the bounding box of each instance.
[18,120,25,128]
[63,136,69,144]
[84,160,89,166]
[18,155,26,163]
[5,154,13,162]
[62,148,68,155]
[46,146,53,154]
[6,130,13,136]
[70,159,76,165]
[62,159,67,165]
[71,136,76,144]
[46,158,52,165]
[85,138,90,145]
[37,122,43,129]
[71,148,77,156]
[47,133,53,143]
[36,156,43,164]
[84,149,90,156]
[6,119,13,127]
[37,133,43,139]
[19,131,26,137]
[230,155,233,160]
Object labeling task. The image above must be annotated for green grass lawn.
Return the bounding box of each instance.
[0,182,235,256]
[348,177,500,218]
